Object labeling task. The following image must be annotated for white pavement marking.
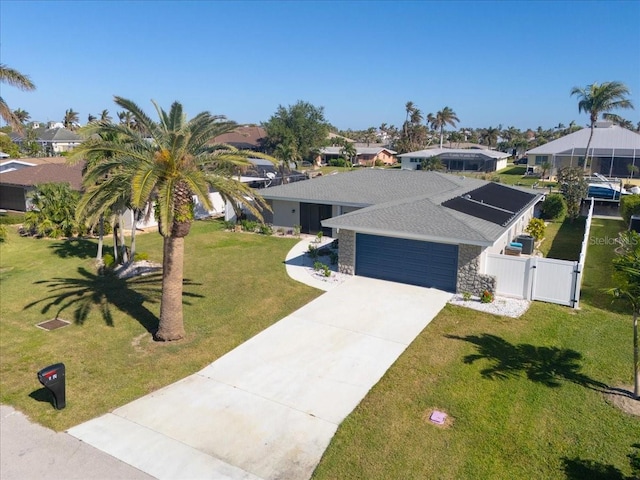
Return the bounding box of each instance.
[68,277,451,480]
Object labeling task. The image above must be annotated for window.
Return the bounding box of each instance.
[535,155,547,165]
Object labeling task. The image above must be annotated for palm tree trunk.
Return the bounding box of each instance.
[440,127,444,149]
[113,221,119,263]
[96,215,104,262]
[634,309,638,399]
[130,210,137,262]
[156,234,185,341]
[118,212,128,264]
[583,124,595,174]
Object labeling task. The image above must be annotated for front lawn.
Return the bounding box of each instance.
[312,217,638,479]
[0,220,321,431]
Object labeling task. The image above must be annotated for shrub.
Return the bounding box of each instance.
[307,245,319,259]
[258,223,273,235]
[102,253,116,269]
[620,194,640,226]
[293,224,301,237]
[374,159,384,167]
[0,224,7,243]
[540,193,567,220]
[240,219,258,232]
[329,158,348,167]
[329,251,339,265]
[313,261,325,272]
[277,228,285,236]
[314,262,331,277]
[223,220,236,230]
[316,231,323,243]
[462,291,472,301]
[480,290,494,303]
[134,252,149,261]
[323,264,331,277]
[525,218,546,241]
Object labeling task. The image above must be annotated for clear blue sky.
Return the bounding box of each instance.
[2,0,639,131]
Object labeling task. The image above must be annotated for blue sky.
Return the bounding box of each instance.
[2,0,639,131]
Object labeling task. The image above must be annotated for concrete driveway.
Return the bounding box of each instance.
[68,276,451,480]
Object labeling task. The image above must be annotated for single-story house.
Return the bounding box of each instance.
[0,156,69,174]
[259,169,542,294]
[320,146,397,166]
[526,121,640,177]
[399,148,511,172]
[212,125,267,151]
[10,127,83,156]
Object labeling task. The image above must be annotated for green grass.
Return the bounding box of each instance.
[312,218,639,480]
[538,217,586,261]
[0,219,321,431]
[458,165,556,189]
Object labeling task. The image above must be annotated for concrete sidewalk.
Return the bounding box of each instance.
[68,277,451,480]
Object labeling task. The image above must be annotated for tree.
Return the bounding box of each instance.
[273,141,301,183]
[13,108,30,125]
[71,97,275,341]
[420,156,445,171]
[0,134,20,157]
[557,166,587,221]
[340,142,357,166]
[429,106,460,149]
[608,230,640,399]
[570,81,634,172]
[480,126,500,148]
[99,109,112,122]
[540,160,552,180]
[0,64,36,133]
[262,101,330,163]
[63,108,80,130]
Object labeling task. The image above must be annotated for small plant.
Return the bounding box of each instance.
[480,290,494,303]
[258,223,273,235]
[525,218,546,242]
[462,291,472,301]
[313,261,325,272]
[240,219,258,232]
[322,264,331,277]
[223,220,236,230]
[134,252,149,261]
[102,253,116,269]
[314,261,331,277]
[307,244,319,259]
[293,224,301,237]
[329,250,339,265]
[316,231,323,243]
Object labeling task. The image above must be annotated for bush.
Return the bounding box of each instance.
[540,193,567,220]
[0,224,7,243]
[258,223,273,235]
[620,195,640,226]
[525,218,546,241]
[293,224,301,237]
[307,245,319,259]
[329,158,348,167]
[134,252,149,261]
[240,219,258,232]
[223,220,236,230]
[329,251,339,265]
[314,261,331,277]
[102,253,116,269]
[374,159,384,167]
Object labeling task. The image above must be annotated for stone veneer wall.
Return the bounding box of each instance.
[338,229,356,274]
[457,244,496,295]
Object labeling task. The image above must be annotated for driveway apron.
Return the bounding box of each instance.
[68,276,451,480]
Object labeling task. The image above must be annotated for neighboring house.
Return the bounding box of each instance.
[10,127,83,156]
[399,148,511,172]
[260,169,541,293]
[319,146,397,166]
[212,125,266,151]
[0,162,85,211]
[526,121,640,177]
[0,156,68,174]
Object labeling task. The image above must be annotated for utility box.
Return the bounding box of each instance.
[37,363,66,410]
[630,215,640,234]
[516,234,535,255]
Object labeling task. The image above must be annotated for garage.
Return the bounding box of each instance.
[355,233,458,291]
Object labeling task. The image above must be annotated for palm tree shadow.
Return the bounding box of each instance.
[445,333,609,392]
[48,238,101,259]
[24,267,203,334]
[563,444,640,479]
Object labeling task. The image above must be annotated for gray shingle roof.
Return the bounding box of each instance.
[11,127,82,143]
[526,123,640,156]
[261,169,541,245]
[398,148,510,160]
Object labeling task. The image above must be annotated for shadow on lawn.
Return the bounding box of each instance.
[49,238,101,259]
[24,267,203,334]
[446,333,610,392]
[563,444,640,480]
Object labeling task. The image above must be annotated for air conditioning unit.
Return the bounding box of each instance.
[629,215,640,233]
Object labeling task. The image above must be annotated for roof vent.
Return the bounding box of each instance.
[463,194,471,199]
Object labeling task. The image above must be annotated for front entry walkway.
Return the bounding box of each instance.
[69,277,451,480]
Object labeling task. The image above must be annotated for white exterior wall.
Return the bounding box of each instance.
[481,203,538,266]
[495,158,508,171]
[271,199,300,229]
[400,157,421,170]
[194,192,226,219]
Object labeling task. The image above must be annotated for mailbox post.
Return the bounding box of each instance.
[37,363,66,410]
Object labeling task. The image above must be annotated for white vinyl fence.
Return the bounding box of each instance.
[484,199,594,308]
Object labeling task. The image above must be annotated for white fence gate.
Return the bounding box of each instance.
[485,255,579,307]
[484,199,594,308]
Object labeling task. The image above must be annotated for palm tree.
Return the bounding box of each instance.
[430,107,460,148]
[480,126,500,148]
[87,113,97,123]
[274,142,301,183]
[118,110,134,128]
[71,97,275,341]
[13,108,30,124]
[0,64,36,133]
[99,109,112,122]
[340,142,357,166]
[570,81,634,172]
[63,108,80,130]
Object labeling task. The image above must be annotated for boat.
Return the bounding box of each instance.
[586,173,630,200]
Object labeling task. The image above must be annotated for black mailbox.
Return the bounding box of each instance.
[37,363,66,410]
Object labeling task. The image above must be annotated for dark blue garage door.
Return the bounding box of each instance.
[355,234,458,291]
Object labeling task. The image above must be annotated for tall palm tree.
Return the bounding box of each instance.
[480,126,500,148]
[430,106,460,149]
[13,108,30,124]
[0,64,36,133]
[340,141,357,165]
[71,97,275,341]
[570,81,634,172]
[100,109,112,122]
[63,108,80,130]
